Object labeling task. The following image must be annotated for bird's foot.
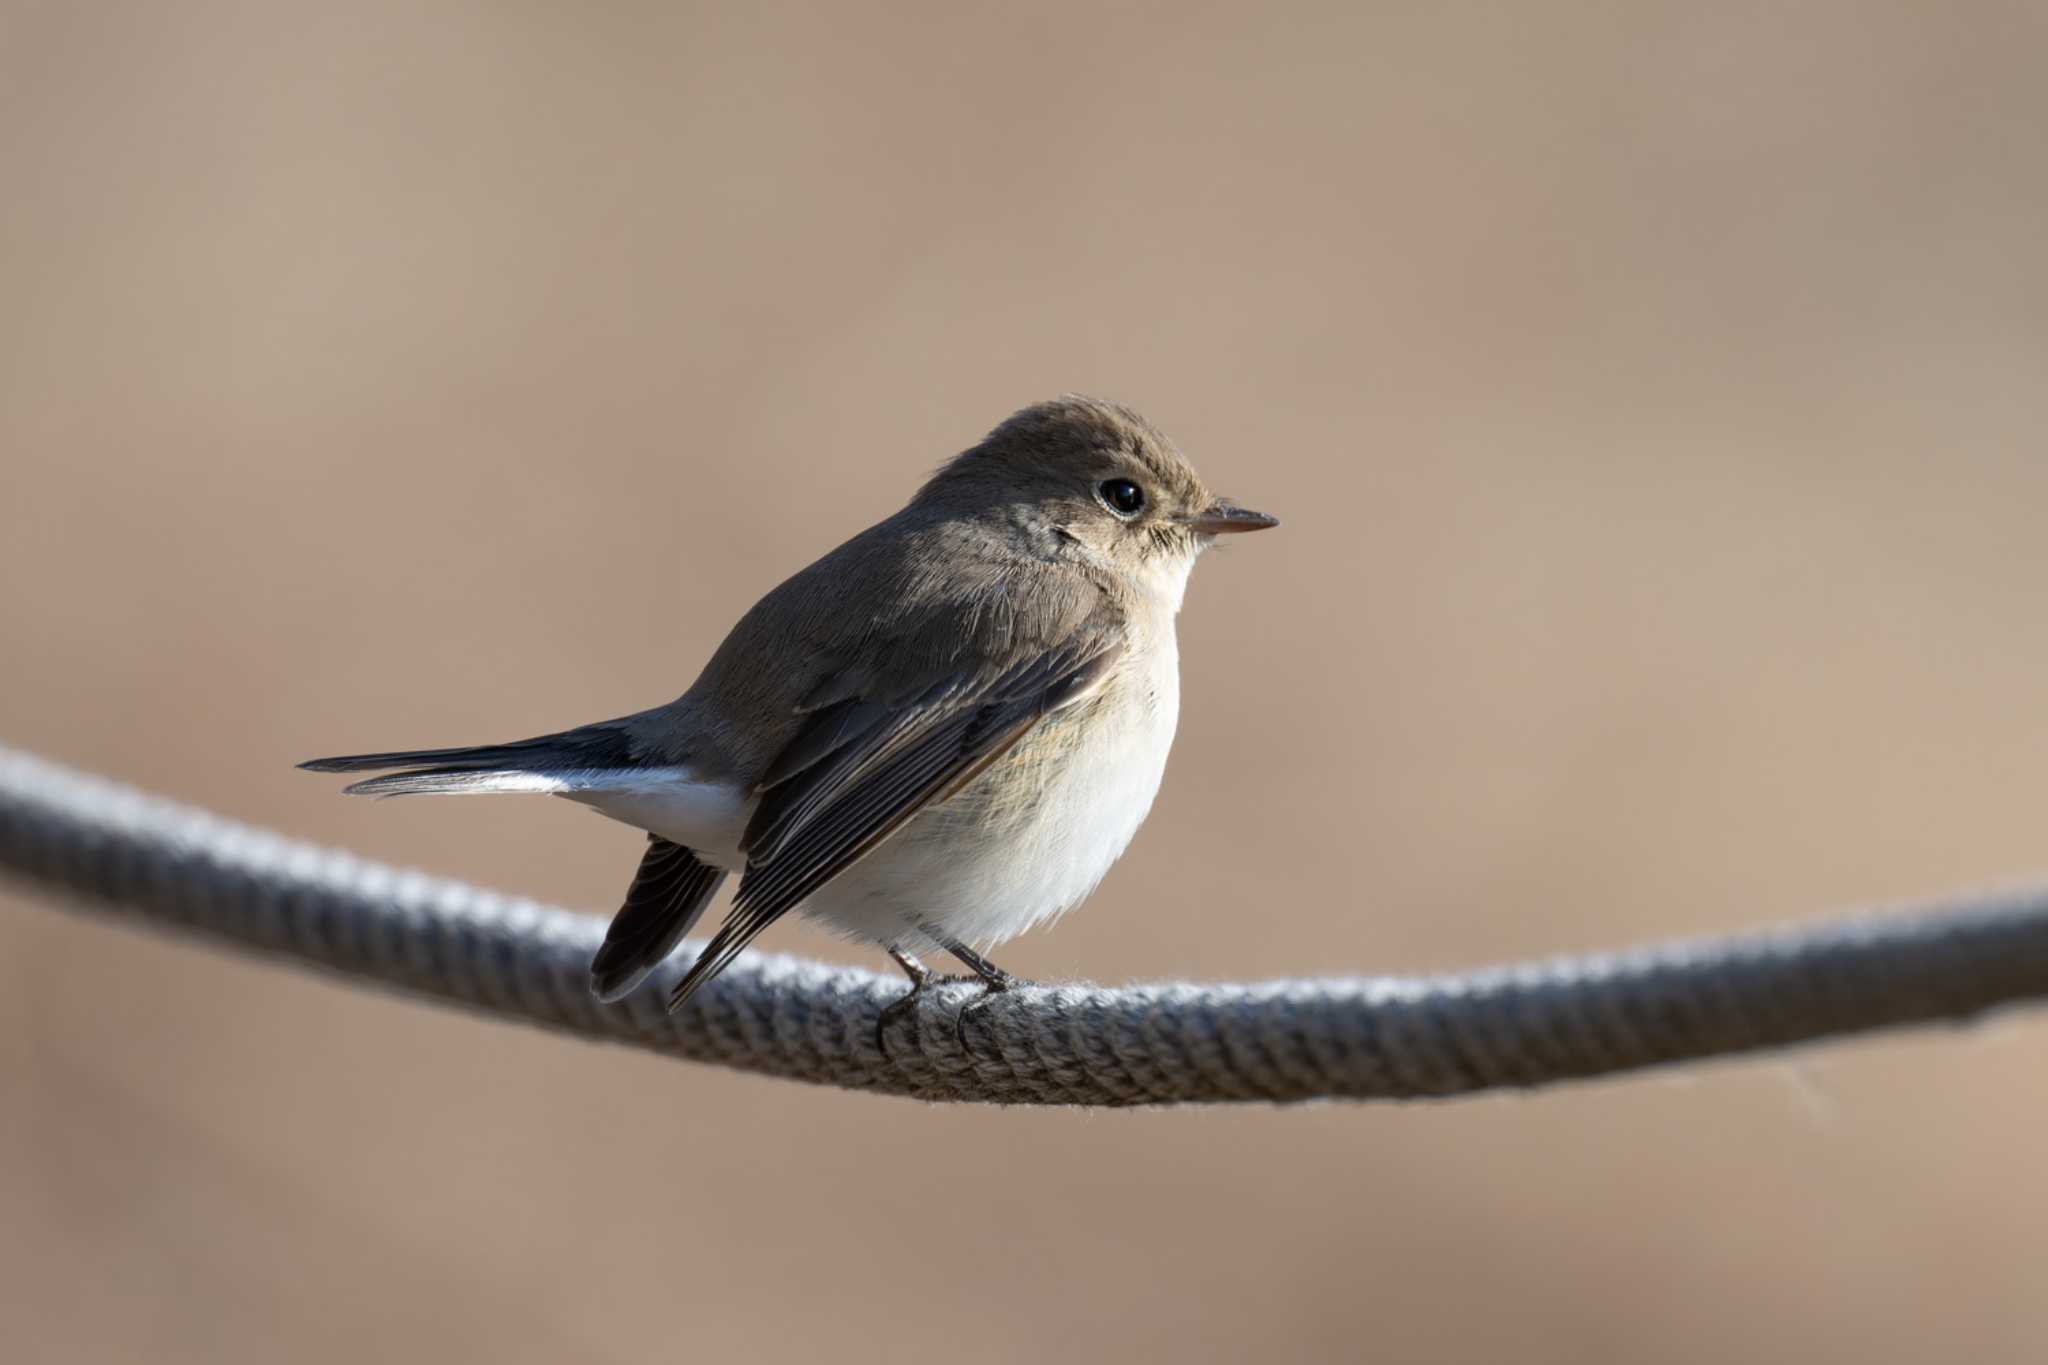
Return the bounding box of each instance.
[875,948,931,1059]
[935,937,1026,1054]
[953,974,1029,1052]
[875,986,925,1058]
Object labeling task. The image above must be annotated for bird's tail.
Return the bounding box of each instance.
[299,722,641,797]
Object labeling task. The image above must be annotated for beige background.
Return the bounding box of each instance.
[5,2,2048,1360]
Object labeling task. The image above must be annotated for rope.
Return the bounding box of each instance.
[3,742,2045,1106]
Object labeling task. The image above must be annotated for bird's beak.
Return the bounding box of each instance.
[1183,500,1279,535]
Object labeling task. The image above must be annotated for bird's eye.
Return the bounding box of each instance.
[1098,479,1145,517]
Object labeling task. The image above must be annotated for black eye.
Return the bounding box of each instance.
[1098,479,1145,517]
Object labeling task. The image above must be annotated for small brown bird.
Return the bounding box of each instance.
[302,397,1276,1039]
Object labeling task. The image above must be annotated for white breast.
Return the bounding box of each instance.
[799,625,1183,954]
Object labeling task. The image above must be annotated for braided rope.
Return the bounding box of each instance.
[3,743,2045,1105]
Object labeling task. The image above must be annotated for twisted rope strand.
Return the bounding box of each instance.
[3,743,2044,1105]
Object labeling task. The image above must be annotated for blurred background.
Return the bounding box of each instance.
[5,1,2047,1360]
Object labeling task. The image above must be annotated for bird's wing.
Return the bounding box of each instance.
[664,611,1124,1011]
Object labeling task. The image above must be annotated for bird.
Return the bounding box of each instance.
[301,396,1276,1047]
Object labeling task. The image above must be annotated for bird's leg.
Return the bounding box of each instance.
[942,937,1024,1050]
[874,948,931,1057]
[945,938,1016,988]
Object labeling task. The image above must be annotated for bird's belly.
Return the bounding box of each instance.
[800,642,1181,952]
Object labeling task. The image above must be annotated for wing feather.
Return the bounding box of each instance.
[663,627,1122,1012]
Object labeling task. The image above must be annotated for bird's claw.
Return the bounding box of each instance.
[875,948,933,1060]
[875,988,925,1059]
[953,977,1023,1052]
[876,943,1028,1059]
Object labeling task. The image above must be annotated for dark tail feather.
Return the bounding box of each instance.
[590,836,729,1002]
[298,723,640,797]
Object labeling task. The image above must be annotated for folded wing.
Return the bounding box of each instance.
[664,624,1123,1012]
